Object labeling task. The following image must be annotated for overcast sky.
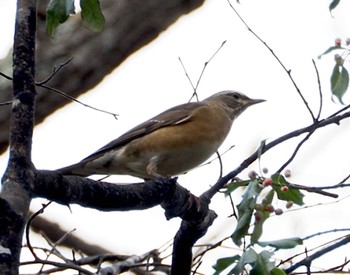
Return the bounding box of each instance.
[1,0,350,273]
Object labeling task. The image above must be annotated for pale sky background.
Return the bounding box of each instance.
[1,0,350,274]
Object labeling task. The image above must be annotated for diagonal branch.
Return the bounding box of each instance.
[202,111,350,200]
[284,235,350,273]
[226,0,316,122]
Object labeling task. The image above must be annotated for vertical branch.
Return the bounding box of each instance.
[0,0,37,273]
[10,0,37,161]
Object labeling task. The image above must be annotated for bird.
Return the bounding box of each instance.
[57,91,265,179]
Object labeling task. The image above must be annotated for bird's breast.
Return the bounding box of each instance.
[120,105,233,177]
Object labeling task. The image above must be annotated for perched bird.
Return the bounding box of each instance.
[57,91,264,179]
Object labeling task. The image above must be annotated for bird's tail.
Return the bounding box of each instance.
[56,162,92,177]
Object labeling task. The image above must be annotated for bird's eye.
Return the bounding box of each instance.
[232,93,240,100]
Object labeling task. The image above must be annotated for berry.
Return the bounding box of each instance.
[275,208,283,215]
[286,201,294,209]
[264,204,275,213]
[255,211,263,222]
[335,38,341,47]
[248,170,258,179]
[284,169,291,178]
[262,167,269,174]
[263,178,272,186]
[281,186,289,192]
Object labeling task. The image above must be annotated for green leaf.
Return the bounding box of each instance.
[318,46,342,59]
[229,248,258,275]
[46,0,75,37]
[271,174,304,206]
[329,0,341,12]
[80,0,105,32]
[258,237,303,249]
[225,180,250,194]
[213,255,240,275]
[232,180,262,246]
[250,251,275,275]
[251,190,274,244]
[331,64,349,104]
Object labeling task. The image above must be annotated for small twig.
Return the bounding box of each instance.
[0,101,12,107]
[338,173,350,184]
[303,228,350,241]
[312,59,323,120]
[37,83,119,119]
[20,259,96,275]
[26,202,52,260]
[227,192,238,218]
[328,103,350,118]
[178,57,196,94]
[284,235,350,273]
[179,40,226,102]
[193,236,231,264]
[323,258,350,273]
[226,0,316,122]
[39,228,77,274]
[197,145,235,169]
[0,71,12,80]
[276,130,315,174]
[216,151,224,179]
[36,57,73,85]
[202,110,350,200]
[0,71,118,119]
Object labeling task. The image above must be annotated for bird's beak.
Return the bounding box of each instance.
[250,98,266,105]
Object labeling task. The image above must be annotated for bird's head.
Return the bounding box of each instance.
[204,90,265,120]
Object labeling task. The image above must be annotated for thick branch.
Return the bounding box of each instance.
[33,171,217,274]
[0,0,37,273]
[33,171,208,222]
[171,207,217,275]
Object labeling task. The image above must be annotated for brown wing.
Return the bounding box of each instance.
[81,101,204,161]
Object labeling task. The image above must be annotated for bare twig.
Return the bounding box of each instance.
[0,71,12,80]
[276,130,315,174]
[338,173,350,184]
[202,110,350,200]
[0,71,119,119]
[179,40,227,102]
[36,83,119,119]
[20,259,96,275]
[284,235,350,273]
[36,57,73,85]
[312,59,323,120]
[26,202,52,260]
[0,101,12,107]
[303,228,350,241]
[226,0,316,122]
[38,228,77,274]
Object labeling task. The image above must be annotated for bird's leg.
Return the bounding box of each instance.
[146,157,163,178]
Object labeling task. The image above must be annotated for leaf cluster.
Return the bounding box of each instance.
[213,174,304,274]
[47,0,105,37]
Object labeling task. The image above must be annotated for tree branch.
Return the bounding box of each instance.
[202,111,350,200]
[285,235,350,273]
[0,0,37,273]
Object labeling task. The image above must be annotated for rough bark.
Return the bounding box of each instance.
[0,0,205,155]
[0,0,37,273]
